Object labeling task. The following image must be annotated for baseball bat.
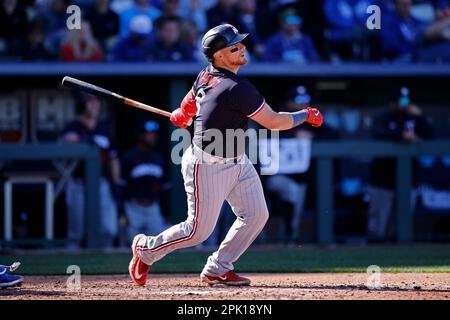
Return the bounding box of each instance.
[61,76,175,120]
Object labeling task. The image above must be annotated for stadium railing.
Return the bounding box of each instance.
[1,140,449,247]
[312,140,450,244]
[0,143,101,248]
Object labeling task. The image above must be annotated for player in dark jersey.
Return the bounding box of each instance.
[120,120,169,244]
[61,93,120,249]
[129,24,323,287]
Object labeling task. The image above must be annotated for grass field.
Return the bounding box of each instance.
[1,244,449,275]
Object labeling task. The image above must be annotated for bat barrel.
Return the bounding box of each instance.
[61,76,189,125]
[62,76,123,100]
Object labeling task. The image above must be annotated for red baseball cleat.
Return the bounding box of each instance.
[200,271,251,286]
[129,234,150,286]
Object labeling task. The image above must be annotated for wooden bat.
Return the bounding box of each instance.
[62,76,192,125]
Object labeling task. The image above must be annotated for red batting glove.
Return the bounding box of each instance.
[170,108,191,128]
[181,89,197,117]
[306,107,323,127]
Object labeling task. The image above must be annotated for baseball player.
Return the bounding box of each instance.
[120,120,169,244]
[129,24,323,286]
[62,92,119,249]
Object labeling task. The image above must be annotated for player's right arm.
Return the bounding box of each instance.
[251,102,323,130]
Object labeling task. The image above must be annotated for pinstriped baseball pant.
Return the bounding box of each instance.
[137,145,269,276]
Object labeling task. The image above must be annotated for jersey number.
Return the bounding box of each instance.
[195,88,206,117]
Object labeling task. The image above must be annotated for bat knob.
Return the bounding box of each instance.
[62,76,72,86]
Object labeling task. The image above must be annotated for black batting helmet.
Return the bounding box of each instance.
[201,24,249,61]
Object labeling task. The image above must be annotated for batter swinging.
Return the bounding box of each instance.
[129,24,323,286]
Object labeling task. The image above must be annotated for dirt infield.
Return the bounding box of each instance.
[1,273,449,300]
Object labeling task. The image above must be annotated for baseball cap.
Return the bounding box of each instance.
[136,120,160,137]
[391,86,410,107]
[294,86,311,105]
[139,120,160,133]
[280,8,302,25]
[130,15,152,35]
[286,85,311,105]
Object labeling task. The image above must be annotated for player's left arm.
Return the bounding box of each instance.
[251,102,323,130]
[235,81,323,130]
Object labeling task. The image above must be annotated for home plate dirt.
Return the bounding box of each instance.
[1,273,449,300]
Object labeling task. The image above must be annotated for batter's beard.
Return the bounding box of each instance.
[235,56,248,66]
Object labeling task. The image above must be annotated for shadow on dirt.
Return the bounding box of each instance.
[250,284,450,293]
[0,289,67,297]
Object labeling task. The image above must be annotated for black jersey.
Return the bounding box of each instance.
[120,146,166,202]
[192,65,265,158]
[61,119,117,179]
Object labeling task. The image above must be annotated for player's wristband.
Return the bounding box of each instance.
[291,110,308,128]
